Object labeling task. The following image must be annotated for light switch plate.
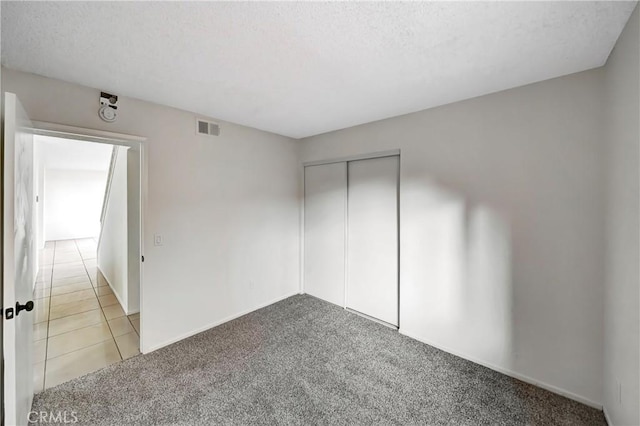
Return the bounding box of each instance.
[154,234,163,246]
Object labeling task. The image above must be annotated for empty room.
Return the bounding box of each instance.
[1,2,638,426]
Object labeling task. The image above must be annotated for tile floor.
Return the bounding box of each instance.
[33,238,140,392]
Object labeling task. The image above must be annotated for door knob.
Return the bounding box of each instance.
[15,300,34,316]
[1,300,33,320]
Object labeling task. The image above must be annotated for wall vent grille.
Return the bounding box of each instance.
[196,119,220,136]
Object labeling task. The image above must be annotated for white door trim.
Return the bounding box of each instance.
[30,121,146,145]
[27,120,148,352]
[303,149,400,167]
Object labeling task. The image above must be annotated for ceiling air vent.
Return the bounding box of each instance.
[196,119,220,136]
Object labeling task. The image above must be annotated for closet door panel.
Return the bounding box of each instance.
[346,156,399,325]
[304,163,347,306]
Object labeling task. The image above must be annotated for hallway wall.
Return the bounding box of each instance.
[36,135,112,241]
[44,169,107,241]
[97,146,129,313]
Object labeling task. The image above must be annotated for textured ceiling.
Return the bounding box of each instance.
[37,136,112,172]
[2,2,637,138]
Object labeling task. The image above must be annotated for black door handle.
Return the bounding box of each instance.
[2,300,33,320]
[15,300,34,316]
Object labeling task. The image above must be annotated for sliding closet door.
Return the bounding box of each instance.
[304,163,347,306]
[346,156,399,326]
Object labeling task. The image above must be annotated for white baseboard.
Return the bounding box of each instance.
[603,405,612,425]
[398,329,603,410]
[143,291,299,354]
[97,266,131,315]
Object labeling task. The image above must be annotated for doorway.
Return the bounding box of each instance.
[32,135,142,391]
[2,93,146,423]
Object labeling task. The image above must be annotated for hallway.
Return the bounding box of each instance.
[33,238,140,391]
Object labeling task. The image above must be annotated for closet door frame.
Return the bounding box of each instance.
[301,149,400,327]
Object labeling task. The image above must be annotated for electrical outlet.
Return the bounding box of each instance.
[154,234,163,246]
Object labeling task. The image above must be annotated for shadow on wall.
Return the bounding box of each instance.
[401,177,514,370]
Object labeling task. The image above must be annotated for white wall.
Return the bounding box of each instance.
[301,69,605,406]
[603,5,639,425]
[97,146,129,313]
[43,168,108,241]
[2,68,301,353]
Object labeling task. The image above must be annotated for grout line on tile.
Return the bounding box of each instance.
[42,240,56,389]
[48,305,102,322]
[76,239,124,361]
[48,316,109,338]
[44,339,116,365]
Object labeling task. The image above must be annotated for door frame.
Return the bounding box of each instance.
[29,121,148,350]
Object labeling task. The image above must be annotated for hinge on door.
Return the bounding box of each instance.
[141,255,144,262]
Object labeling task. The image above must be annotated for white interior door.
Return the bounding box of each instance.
[346,156,399,326]
[3,92,36,426]
[304,163,347,306]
